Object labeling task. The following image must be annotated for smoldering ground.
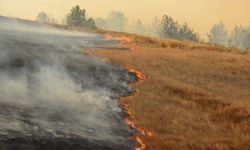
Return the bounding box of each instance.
[0,17,138,150]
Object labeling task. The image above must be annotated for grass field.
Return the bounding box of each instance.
[2,15,250,150]
[93,34,250,150]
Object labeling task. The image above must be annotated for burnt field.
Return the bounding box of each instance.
[0,18,139,150]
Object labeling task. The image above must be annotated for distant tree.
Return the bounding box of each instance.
[229,26,245,49]
[66,5,86,26]
[87,18,95,28]
[160,15,179,39]
[36,12,49,23]
[147,17,161,36]
[160,15,199,42]
[61,16,67,25]
[178,23,199,41]
[208,21,229,46]
[95,17,107,29]
[106,10,128,32]
[131,19,145,34]
[66,5,95,28]
[242,28,250,50]
[36,12,57,24]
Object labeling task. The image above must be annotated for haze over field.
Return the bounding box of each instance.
[0,1,250,150]
[0,17,138,149]
[0,0,250,38]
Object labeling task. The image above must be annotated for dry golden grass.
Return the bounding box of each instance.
[93,34,250,150]
[5,15,250,149]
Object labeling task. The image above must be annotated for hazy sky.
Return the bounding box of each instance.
[0,0,250,38]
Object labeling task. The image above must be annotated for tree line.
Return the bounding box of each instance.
[36,5,250,50]
[36,5,95,28]
[208,21,250,50]
[95,11,199,42]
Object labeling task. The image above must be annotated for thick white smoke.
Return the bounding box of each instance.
[0,17,137,149]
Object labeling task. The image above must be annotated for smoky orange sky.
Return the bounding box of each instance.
[0,0,249,38]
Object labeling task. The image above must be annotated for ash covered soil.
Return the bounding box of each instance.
[0,18,138,150]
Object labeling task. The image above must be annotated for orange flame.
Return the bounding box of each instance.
[122,67,152,150]
[123,103,152,137]
[135,136,146,150]
[123,102,152,150]
[104,34,132,43]
[126,67,146,82]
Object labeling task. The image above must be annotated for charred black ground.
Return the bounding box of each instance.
[0,18,138,150]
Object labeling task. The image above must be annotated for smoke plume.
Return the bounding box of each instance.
[0,17,137,150]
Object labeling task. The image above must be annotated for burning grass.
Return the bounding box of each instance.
[122,67,150,150]
[104,33,132,43]
[92,34,250,150]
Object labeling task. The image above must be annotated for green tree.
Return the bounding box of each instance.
[66,5,95,28]
[160,15,179,39]
[178,23,199,41]
[160,15,199,42]
[67,5,86,26]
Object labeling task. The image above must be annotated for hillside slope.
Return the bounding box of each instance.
[93,34,250,150]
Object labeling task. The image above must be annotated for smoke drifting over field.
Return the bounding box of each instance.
[0,18,137,149]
